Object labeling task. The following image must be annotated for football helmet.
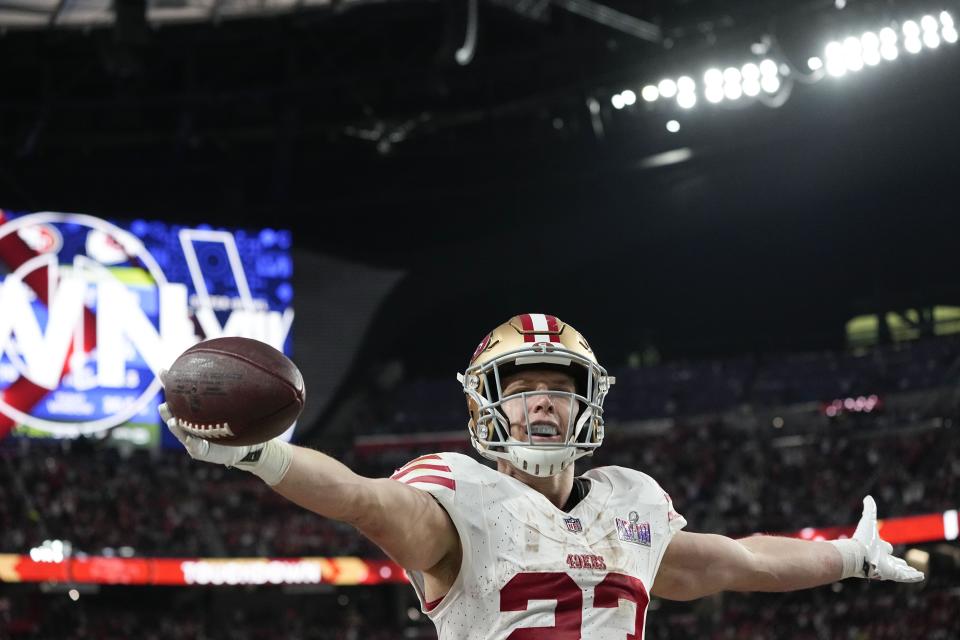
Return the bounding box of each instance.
[457,314,615,477]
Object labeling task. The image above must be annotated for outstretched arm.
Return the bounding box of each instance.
[652,531,841,600]
[652,496,924,601]
[271,446,459,572]
[159,402,459,573]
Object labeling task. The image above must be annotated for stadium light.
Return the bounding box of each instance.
[820,10,956,78]
[759,58,779,77]
[666,119,680,132]
[29,539,70,563]
[677,92,697,109]
[606,8,957,118]
[761,75,781,93]
[724,82,743,101]
[676,75,697,108]
[658,78,678,98]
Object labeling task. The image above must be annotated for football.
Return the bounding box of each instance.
[163,337,305,446]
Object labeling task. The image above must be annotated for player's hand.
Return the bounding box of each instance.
[851,495,925,582]
[159,401,256,466]
[158,370,255,467]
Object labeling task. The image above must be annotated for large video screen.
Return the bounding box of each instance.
[0,210,295,448]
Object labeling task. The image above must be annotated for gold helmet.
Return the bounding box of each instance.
[457,314,615,477]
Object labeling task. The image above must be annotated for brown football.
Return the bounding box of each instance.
[164,337,305,446]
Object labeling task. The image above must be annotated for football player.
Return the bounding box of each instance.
[159,313,923,639]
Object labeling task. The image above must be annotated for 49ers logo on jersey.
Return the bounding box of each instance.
[566,553,606,570]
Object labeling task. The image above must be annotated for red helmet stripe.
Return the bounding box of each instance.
[545,315,561,342]
[519,313,564,343]
[520,313,536,342]
[527,313,560,343]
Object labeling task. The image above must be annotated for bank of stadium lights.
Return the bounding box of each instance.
[609,9,956,113]
[704,60,782,103]
[820,11,956,77]
[610,56,786,111]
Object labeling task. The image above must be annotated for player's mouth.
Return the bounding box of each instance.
[527,422,563,443]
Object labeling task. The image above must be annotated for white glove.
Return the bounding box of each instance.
[159,370,292,485]
[159,401,251,466]
[829,495,925,582]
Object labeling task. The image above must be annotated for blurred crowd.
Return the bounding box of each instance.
[2,409,956,559]
[650,581,959,640]
[0,586,400,640]
[379,333,960,432]
[2,336,959,559]
[1,334,959,638]
[2,406,956,559]
[0,414,960,557]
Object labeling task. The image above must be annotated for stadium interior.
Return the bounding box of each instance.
[1,0,959,637]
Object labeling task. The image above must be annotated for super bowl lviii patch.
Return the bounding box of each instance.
[616,511,651,547]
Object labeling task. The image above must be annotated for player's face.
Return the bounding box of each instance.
[500,370,578,444]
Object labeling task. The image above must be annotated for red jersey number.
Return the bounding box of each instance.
[500,572,582,639]
[500,571,648,640]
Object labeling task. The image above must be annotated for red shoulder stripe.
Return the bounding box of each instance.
[390,463,451,480]
[398,454,442,469]
[404,475,456,491]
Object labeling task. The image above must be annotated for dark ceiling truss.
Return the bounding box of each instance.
[554,0,660,42]
[2,0,955,164]
[0,0,665,38]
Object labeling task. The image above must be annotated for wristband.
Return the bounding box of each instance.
[233,439,294,486]
[828,539,867,580]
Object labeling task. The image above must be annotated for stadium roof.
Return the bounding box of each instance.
[1,0,958,368]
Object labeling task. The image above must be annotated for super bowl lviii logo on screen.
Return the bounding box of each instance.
[0,210,294,445]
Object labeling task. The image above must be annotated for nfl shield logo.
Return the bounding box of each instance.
[563,516,583,533]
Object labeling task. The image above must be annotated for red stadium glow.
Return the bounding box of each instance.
[2,509,955,586]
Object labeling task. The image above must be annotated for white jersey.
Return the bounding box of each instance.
[391,452,686,640]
